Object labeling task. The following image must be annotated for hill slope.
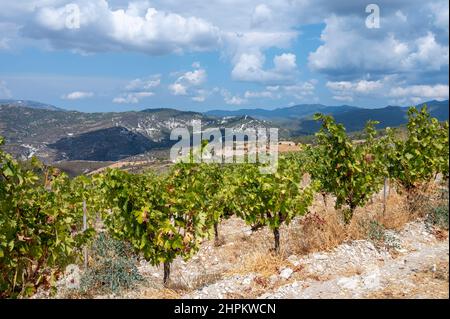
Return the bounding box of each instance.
[0,105,271,162]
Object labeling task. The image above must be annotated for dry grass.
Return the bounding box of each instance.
[290,209,347,254]
[140,287,183,299]
[366,261,449,299]
[229,250,289,278]
[63,179,447,299]
[188,272,224,290]
[287,183,444,256]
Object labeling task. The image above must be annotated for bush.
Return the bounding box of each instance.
[427,205,449,230]
[80,233,142,294]
[364,220,400,250]
[1,138,93,298]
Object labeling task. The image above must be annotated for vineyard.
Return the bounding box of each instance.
[0,105,448,298]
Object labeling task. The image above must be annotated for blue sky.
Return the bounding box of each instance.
[0,0,448,112]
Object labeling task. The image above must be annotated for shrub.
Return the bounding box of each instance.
[0,137,93,298]
[80,233,142,294]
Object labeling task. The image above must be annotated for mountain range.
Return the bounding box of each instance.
[0,99,448,162]
[0,104,271,162]
[208,100,449,135]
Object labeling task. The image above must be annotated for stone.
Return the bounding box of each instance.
[269,274,279,284]
[279,268,294,280]
[312,253,328,260]
[337,277,359,290]
[242,277,252,285]
[287,255,301,267]
[362,271,381,290]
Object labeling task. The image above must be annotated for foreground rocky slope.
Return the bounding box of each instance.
[42,214,448,299]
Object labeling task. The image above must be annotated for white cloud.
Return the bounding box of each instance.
[429,1,449,32]
[62,91,94,100]
[169,68,207,96]
[251,4,272,28]
[395,10,407,22]
[0,22,20,51]
[273,53,296,72]
[327,80,383,93]
[244,90,274,99]
[309,14,449,80]
[402,33,449,71]
[125,77,160,91]
[113,75,160,103]
[192,96,205,102]
[243,80,316,101]
[24,0,220,55]
[113,91,154,104]
[388,84,449,103]
[192,89,211,102]
[168,83,188,96]
[180,69,207,86]
[1,0,448,104]
[221,89,246,105]
[231,52,298,84]
[327,76,449,104]
[225,95,246,105]
[282,82,316,99]
[326,79,384,102]
[332,95,353,102]
[0,80,12,98]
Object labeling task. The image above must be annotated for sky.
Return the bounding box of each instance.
[0,0,448,112]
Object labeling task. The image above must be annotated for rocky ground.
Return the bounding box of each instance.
[46,213,448,299]
[181,220,448,299]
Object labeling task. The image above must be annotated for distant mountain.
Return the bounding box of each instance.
[48,126,159,161]
[0,104,271,162]
[206,100,449,135]
[0,99,447,162]
[0,99,63,111]
[295,100,449,134]
[205,104,360,121]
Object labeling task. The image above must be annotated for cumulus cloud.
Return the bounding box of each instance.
[168,83,187,96]
[1,0,448,106]
[169,68,207,96]
[62,91,94,100]
[0,21,22,51]
[125,77,161,91]
[113,91,154,104]
[191,89,209,102]
[326,79,385,102]
[251,4,272,28]
[0,80,12,98]
[429,1,449,32]
[113,75,160,104]
[326,77,449,105]
[221,89,247,105]
[388,84,449,103]
[244,90,275,99]
[309,12,449,81]
[23,0,220,55]
[231,52,298,84]
[402,33,449,71]
[332,95,354,102]
[243,80,316,101]
[327,79,383,93]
